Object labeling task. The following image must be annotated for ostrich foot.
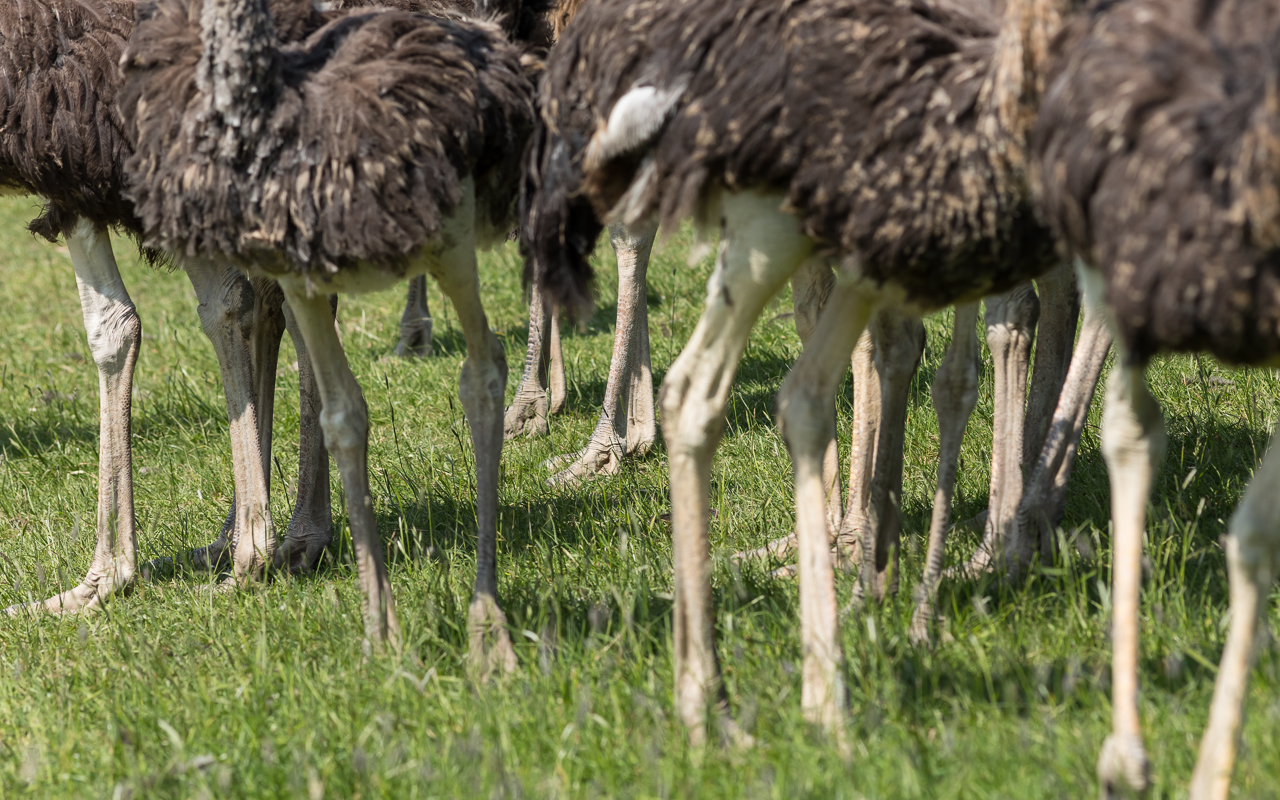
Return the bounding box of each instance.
[273,516,333,574]
[737,530,861,577]
[1097,733,1149,798]
[5,559,135,615]
[393,318,433,358]
[504,390,551,439]
[468,594,517,678]
[545,431,627,485]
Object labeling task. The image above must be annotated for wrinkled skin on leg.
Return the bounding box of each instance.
[909,303,980,643]
[856,308,925,603]
[504,275,565,438]
[7,220,141,614]
[185,260,276,583]
[662,193,810,744]
[394,274,433,358]
[548,221,657,484]
[1022,264,1078,471]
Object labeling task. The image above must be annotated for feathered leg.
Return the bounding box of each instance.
[662,192,811,744]
[909,302,981,643]
[548,221,657,484]
[185,259,275,582]
[1188,423,1279,799]
[428,224,514,677]
[274,296,335,572]
[504,274,565,438]
[394,274,433,358]
[6,220,140,614]
[858,308,925,602]
[278,287,400,648]
[777,276,875,741]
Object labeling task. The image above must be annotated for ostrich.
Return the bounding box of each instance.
[0,0,350,613]
[528,0,1067,739]
[119,0,537,661]
[1036,0,1280,795]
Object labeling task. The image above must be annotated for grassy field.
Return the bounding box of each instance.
[0,192,1275,799]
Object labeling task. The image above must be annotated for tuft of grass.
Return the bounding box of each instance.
[0,194,1275,798]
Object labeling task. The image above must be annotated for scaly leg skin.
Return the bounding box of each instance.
[909,303,980,644]
[1188,424,1280,800]
[280,286,400,649]
[777,277,876,743]
[954,285,1039,579]
[1015,291,1112,566]
[663,193,812,745]
[394,274,433,358]
[858,308,925,603]
[547,222,657,484]
[185,260,276,583]
[729,257,838,566]
[1022,263,1078,471]
[273,297,336,573]
[503,276,559,438]
[429,230,513,678]
[7,220,141,614]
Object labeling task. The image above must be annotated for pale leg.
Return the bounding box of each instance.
[909,303,981,643]
[274,296,335,572]
[185,259,275,581]
[662,193,812,743]
[7,220,140,613]
[504,277,566,438]
[858,308,925,602]
[429,238,514,677]
[1015,298,1112,565]
[548,221,657,484]
[835,327,880,568]
[394,275,433,358]
[777,278,876,739]
[957,284,1039,577]
[1023,264,1078,469]
[279,286,400,647]
[1188,425,1280,799]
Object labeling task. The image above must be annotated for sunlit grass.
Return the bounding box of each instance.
[0,195,1275,798]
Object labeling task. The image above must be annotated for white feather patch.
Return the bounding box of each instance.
[584,80,688,171]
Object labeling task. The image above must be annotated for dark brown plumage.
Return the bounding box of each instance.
[525,0,1063,313]
[119,0,535,277]
[1035,0,1280,365]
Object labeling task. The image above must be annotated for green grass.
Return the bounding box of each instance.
[0,193,1275,799]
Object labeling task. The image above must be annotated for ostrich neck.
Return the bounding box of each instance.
[197,0,281,139]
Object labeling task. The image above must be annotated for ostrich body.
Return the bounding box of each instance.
[1036,0,1280,794]
[0,0,345,613]
[121,0,535,658]
[529,0,1064,738]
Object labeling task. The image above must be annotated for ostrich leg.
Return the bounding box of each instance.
[1015,297,1112,566]
[1188,424,1280,800]
[185,260,275,582]
[427,237,514,676]
[394,275,433,358]
[503,275,566,438]
[857,308,925,602]
[6,220,141,613]
[777,277,875,740]
[281,287,401,648]
[547,221,657,484]
[663,193,810,744]
[1022,264,1078,471]
[274,296,336,572]
[909,303,981,642]
[836,326,880,568]
[954,285,1039,577]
